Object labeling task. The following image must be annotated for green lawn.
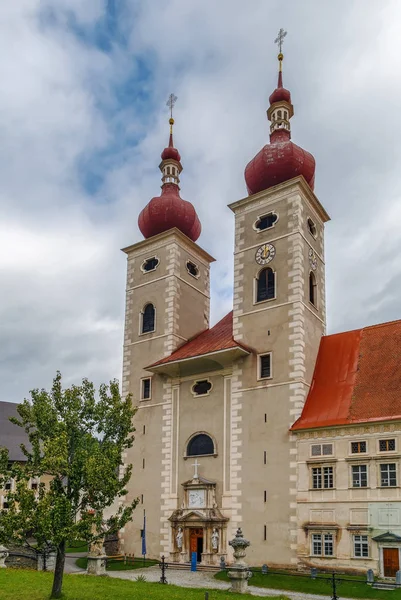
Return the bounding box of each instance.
[0,569,289,600]
[216,569,401,599]
[75,556,158,570]
[65,540,88,553]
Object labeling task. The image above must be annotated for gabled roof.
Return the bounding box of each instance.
[147,311,250,370]
[292,319,401,431]
[372,532,401,542]
[0,401,29,461]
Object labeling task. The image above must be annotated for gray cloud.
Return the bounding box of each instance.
[1,0,401,403]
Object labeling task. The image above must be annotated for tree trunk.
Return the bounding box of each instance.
[50,541,66,599]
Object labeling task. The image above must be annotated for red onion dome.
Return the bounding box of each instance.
[244,54,315,196]
[161,132,181,162]
[245,130,315,195]
[138,183,201,241]
[269,70,291,105]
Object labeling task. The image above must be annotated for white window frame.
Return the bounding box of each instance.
[351,464,368,488]
[379,462,397,487]
[140,377,152,401]
[377,438,397,453]
[252,211,279,233]
[257,352,273,381]
[139,303,156,336]
[311,532,335,557]
[254,268,277,305]
[310,443,333,458]
[350,440,367,455]
[191,379,213,397]
[4,478,13,492]
[186,260,200,279]
[353,534,369,558]
[140,255,160,274]
[311,465,334,489]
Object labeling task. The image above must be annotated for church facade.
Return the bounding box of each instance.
[119,50,401,577]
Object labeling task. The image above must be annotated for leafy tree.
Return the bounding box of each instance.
[0,372,138,598]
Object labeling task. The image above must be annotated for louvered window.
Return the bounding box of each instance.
[142,378,151,400]
[309,272,317,306]
[142,304,155,333]
[257,268,275,302]
[259,354,271,379]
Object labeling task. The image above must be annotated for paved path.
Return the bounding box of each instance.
[64,552,86,574]
[107,566,359,600]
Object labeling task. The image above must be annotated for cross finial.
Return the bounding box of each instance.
[166,93,177,119]
[192,459,200,480]
[274,28,287,54]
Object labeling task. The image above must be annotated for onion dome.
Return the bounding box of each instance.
[245,52,315,196]
[138,116,201,242]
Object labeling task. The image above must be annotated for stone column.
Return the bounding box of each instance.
[227,528,252,594]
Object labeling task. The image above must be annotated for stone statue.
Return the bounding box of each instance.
[176,527,183,550]
[0,545,9,568]
[211,528,219,551]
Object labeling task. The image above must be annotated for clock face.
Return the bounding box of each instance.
[255,243,276,265]
[188,489,205,508]
[309,248,317,271]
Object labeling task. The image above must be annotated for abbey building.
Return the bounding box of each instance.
[120,51,401,579]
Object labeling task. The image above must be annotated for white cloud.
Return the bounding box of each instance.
[1,0,401,402]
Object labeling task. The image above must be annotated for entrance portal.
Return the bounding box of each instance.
[190,528,203,562]
[383,548,399,577]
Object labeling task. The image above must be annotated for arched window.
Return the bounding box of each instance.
[278,110,282,119]
[142,303,155,333]
[187,434,214,457]
[257,268,275,302]
[309,272,317,306]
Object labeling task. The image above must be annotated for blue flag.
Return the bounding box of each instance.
[141,512,147,556]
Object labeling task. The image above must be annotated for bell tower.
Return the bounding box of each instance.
[228,34,330,567]
[121,101,215,558]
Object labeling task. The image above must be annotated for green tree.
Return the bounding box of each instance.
[0,372,138,598]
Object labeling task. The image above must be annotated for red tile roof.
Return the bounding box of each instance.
[148,311,249,368]
[291,320,401,431]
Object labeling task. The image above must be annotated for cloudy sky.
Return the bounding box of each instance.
[1,1,401,403]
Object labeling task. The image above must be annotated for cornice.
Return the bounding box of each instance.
[121,228,215,264]
[228,176,330,223]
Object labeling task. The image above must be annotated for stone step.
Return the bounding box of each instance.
[372,582,397,590]
[167,562,221,572]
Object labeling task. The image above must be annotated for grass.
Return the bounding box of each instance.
[75,556,158,570]
[0,569,289,600]
[65,540,88,554]
[215,568,401,599]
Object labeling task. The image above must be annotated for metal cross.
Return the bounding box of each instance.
[166,93,177,119]
[274,28,287,53]
[192,459,200,479]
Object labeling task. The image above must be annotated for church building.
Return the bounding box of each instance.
[119,45,401,578]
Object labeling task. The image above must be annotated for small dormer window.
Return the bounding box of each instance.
[186,261,199,278]
[141,257,159,273]
[254,212,278,232]
[307,218,317,238]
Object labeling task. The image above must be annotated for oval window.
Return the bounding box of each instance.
[186,261,199,278]
[142,257,159,273]
[255,213,278,232]
[192,380,212,396]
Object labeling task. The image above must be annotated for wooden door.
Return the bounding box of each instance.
[383,548,399,577]
[189,528,203,562]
